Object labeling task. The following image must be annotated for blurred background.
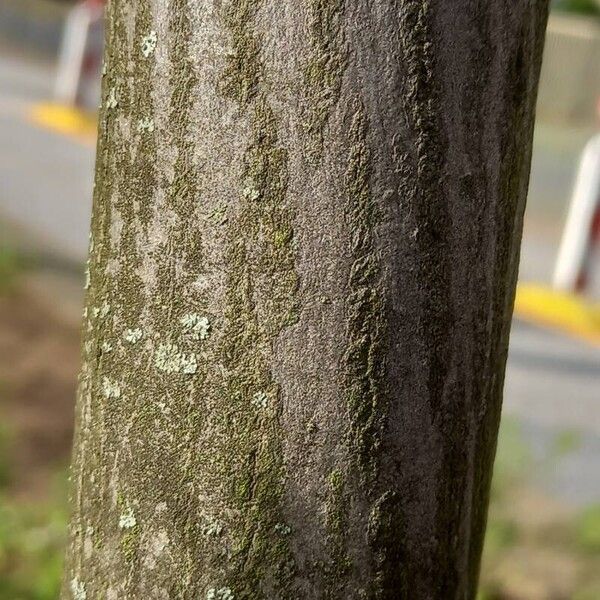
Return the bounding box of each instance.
[0,0,599,598]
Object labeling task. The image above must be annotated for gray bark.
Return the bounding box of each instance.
[63,1,549,599]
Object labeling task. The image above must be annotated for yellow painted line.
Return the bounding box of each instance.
[27,102,97,146]
[514,283,600,346]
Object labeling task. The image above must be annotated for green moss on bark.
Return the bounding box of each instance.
[221,0,262,105]
[304,0,346,160]
[343,103,387,483]
[199,3,299,598]
[367,491,407,599]
[324,469,352,590]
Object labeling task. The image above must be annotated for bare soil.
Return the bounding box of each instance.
[0,271,81,497]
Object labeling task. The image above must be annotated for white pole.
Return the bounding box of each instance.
[54,3,92,105]
[552,133,600,293]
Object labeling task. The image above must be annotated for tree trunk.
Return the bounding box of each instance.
[63,1,549,598]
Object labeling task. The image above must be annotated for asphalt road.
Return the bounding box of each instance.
[0,48,598,507]
[0,48,93,261]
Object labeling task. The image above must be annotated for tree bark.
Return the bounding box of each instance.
[63,1,549,598]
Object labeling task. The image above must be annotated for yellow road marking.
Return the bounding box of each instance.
[27,102,97,146]
[514,283,600,346]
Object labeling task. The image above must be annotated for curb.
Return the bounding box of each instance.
[27,102,97,145]
[514,283,600,346]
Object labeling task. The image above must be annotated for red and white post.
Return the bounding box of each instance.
[54,0,104,109]
[553,132,600,294]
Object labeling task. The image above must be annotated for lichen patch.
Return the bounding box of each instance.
[119,507,137,530]
[180,313,211,340]
[141,30,158,57]
[207,588,234,600]
[201,516,224,538]
[124,328,143,344]
[251,391,268,409]
[102,377,121,399]
[137,117,155,133]
[106,87,118,110]
[69,578,87,600]
[154,343,198,375]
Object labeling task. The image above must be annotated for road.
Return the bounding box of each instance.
[0,48,93,262]
[0,47,598,508]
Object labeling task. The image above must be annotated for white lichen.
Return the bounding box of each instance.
[137,117,155,133]
[119,507,137,530]
[180,313,210,341]
[92,301,111,319]
[155,343,197,375]
[70,578,87,600]
[102,377,121,399]
[106,87,118,109]
[141,30,158,57]
[251,391,268,409]
[101,341,113,353]
[207,588,234,600]
[181,353,198,375]
[155,502,168,514]
[201,516,224,538]
[242,185,260,201]
[83,265,90,290]
[124,328,143,344]
[274,522,292,536]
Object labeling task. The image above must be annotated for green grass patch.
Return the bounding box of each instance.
[490,417,531,501]
[0,424,13,490]
[483,517,519,557]
[575,504,600,554]
[0,247,25,294]
[553,0,600,16]
[552,428,583,458]
[0,474,68,600]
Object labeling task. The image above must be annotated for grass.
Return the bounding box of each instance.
[575,504,600,554]
[0,247,66,599]
[0,246,24,294]
[0,490,67,600]
[479,418,600,599]
[0,456,67,600]
[0,425,12,489]
[553,0,600,16]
